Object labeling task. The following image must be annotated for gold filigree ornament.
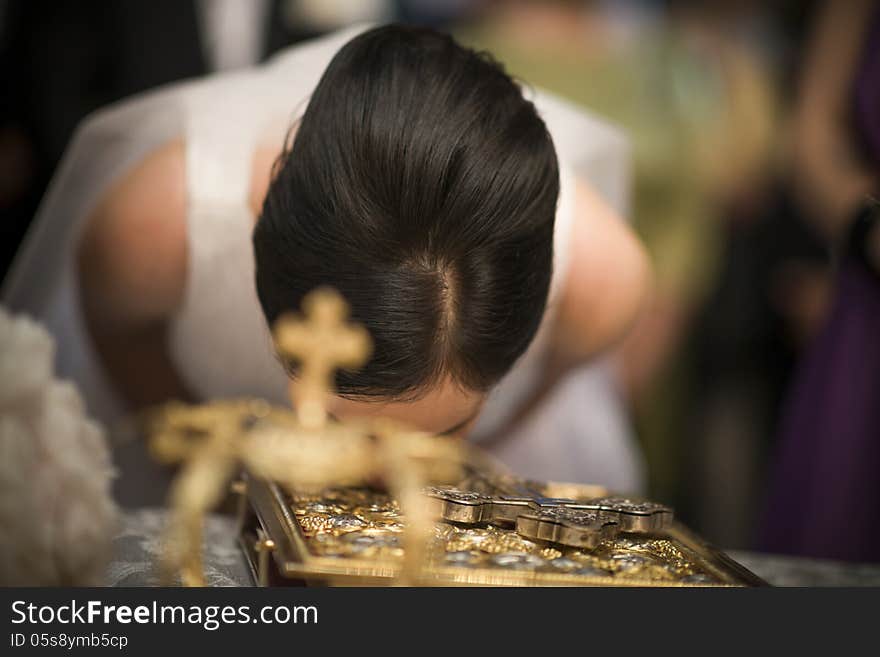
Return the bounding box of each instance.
[241,464,766,586]
[147,287,467,586]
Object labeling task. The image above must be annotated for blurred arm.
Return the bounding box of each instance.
[791,0,878,240]
[77,138,194,410]
[550,176,652,368]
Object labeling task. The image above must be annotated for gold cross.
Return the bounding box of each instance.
[273,287,372,429]
[147,288,466,587]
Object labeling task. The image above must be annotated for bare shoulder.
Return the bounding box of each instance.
[553,176,651,360]
[77,138,188,327]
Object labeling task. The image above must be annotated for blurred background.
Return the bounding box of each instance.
[1,0,877,562]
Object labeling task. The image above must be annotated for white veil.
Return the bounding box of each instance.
[2,85,188,432]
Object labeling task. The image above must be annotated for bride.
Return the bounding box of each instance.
[3,23,648,491]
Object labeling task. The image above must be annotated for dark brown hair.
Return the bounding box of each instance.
[254,24,559,399]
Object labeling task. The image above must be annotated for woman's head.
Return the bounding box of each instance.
[253,24,559,432]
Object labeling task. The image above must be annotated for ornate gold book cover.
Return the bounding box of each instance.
[237,462,766,587]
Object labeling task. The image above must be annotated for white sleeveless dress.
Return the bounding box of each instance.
[3,25,644,492]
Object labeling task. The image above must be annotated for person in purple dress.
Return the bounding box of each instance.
[759,0,880,562]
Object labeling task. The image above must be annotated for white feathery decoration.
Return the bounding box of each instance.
[0,308,118,585]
